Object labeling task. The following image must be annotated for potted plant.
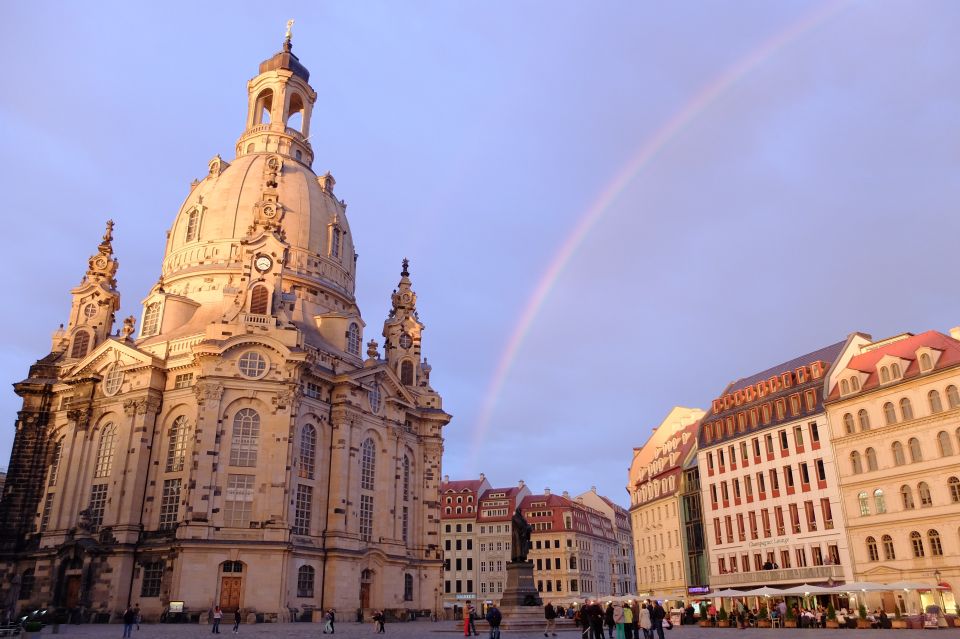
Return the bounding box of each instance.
[717,605,730,627]
[825,604,839,629]
[891,602,907,629]
[757,605,771,628]
[23,620,43,639]
[856,604,871,629]
[784,604,797,628]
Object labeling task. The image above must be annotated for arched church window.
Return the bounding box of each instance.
[402,455,410,501]
[70,331,90,358]
[401,360,414,386]
[404,573,414,601]
[346,323,360,356]
[165,416,190,473]
[255,89,273,125]
[94,423,116,478]
[250,285,269,315]
[185,208,200,242]
[361,438,376,491]
[48,438,63,486]
[229,408,260,467]
[142,303,160,337]
[297,565,315,598]
[299,424,317,480]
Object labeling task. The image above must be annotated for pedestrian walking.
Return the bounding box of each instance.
[133,604,141,630]
[211,606,223,634]
[122,606,136,638]
[614,602,626,639]
[605,602,616,639]
[232,609,241,633]
[623,602,634,639]
[544,601,558,637]
[467,604,479,636]
[651,602,666,639]
[485,604,502,639]
[639,602,651,639]
[590,602,605,639]
[328,609,336,634]
[373,609,385,633]
[323,609,334,634]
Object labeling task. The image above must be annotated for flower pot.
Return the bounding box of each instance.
[699,620,713,627]
[890,620,907,629]
[856,619,872,629]
[784,620,798,628]
[825,620,839,629]
[757,619,772,628]
[717,620,730,627]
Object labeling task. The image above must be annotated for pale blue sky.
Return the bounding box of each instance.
[1,2,959,505]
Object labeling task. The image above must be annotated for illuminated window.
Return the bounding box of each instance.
[229,409,260,467]
[94,424,116,478]
[165,416,190,472]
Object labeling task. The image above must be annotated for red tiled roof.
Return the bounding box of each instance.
[828,330,960,400]
[441,479,486,493]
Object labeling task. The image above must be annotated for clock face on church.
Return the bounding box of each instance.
[254,255,272,272]
[399,333,412,349]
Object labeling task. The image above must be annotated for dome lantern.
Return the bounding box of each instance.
[235,22,318,167]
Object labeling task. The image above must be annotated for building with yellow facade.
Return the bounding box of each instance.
[628,406,704,602]
[825,328,960,614]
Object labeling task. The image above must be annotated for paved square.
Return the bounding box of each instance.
[31,622,959,639]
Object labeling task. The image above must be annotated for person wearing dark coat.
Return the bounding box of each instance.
[650,602,666,639]
[590,603,606,639]
[605,603,616,638]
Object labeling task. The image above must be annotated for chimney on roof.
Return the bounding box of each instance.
[544,487,551,496]
[518,480,524,488]
[443,475,449,483]
[479,472,485,481]
[591,486,597,493]
[950,326,960,341]
[562,491,570,498]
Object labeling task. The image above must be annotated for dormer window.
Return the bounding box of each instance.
[346,323,360,356]
[841,379,850,395]
[142,302,161,337]
[185,207,201,242]
[920,353,932,371]
[891,363,902,379]
[851,376,860,391]
[880,367,890,383]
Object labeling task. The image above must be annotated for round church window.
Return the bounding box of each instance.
[237,351,268,379]
[103,365,124,396]
[83,303,98,320]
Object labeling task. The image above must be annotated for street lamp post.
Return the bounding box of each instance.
[934,571,945,616]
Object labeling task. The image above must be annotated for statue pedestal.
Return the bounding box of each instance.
[498,561,544,629]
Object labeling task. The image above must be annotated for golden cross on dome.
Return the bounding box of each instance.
[285,19,295,42]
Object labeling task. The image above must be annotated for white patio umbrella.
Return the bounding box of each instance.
[748,586,786,597]
[882,581,934,591]
[832,581,888,592]
[713,589,747,598]
[778,584,836,595]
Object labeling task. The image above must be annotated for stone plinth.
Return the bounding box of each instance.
[498,560,544,629]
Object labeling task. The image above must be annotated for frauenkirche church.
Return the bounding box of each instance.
[0,33,450,622]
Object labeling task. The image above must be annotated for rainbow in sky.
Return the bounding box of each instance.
[469,0,850,466]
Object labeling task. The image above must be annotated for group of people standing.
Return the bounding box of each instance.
[573,599,668,639]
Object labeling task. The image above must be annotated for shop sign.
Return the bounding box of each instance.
[455,594,476,600]
[687,587,711,595]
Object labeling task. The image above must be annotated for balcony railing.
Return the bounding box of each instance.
[713,564,844,587]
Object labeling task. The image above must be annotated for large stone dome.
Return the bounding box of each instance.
[162,152,355,301]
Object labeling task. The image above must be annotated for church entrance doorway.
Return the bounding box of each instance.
[360,569,373,609]
[220,577,241,611]
[218,560,244,611]
[64,576,82,609]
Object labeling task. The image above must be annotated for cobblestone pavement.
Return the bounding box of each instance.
[30,622,960,639]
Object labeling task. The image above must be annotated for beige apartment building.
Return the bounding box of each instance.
[698,339,857,593]
[628,406,704,601]
[577,487,637,596]
[0,35,451,621]
[825,329,960,613]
